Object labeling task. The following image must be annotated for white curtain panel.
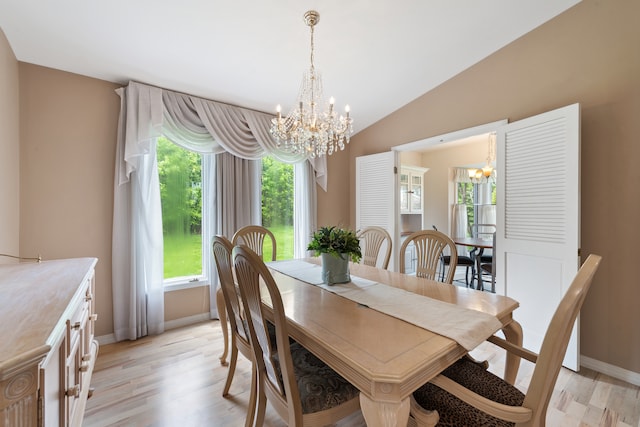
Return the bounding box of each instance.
[112,84,165,341]
[452,203,469,256]
[294,161,317,258]
[214,152,262,236]
[452,204,468,239]
[113,81,320,340]
[478,204,497,226]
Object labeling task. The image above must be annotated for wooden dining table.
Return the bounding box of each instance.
[453,236,494,291]
[259,258,522,427]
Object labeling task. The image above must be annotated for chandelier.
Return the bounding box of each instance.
[468,132,496,184]
[270,10,353,158]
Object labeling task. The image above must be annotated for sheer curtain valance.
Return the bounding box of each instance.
[118,81,327,188]
[453,167,471,183]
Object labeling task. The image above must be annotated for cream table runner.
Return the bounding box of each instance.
[268,260,502,351]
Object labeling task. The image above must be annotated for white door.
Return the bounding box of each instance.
[355,151,400,271]
[496,103,581,370]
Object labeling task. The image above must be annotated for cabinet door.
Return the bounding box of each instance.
[410,174,423,212]
[404,242,416,274]
[64,318,83,426]
[399,172,409,212]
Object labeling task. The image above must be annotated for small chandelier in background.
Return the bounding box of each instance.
[270,10,353,158]
[468,132,496,184]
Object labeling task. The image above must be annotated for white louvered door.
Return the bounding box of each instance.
[355,151,399,271]
[496,103,581,370]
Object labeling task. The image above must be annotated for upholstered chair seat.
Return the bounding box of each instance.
[275,341,360,414]
[412,357,524,427]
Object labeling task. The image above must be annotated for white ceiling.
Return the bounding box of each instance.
[0,0,580,134]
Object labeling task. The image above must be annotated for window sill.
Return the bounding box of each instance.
[164,278,209,292]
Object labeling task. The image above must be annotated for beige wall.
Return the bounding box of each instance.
[18,64,120,336]
[0,29,19,263]
[340,0,640,373]
[16,64,211,337]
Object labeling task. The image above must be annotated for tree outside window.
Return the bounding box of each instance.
[261,156,294,260]
[157,136,203,280]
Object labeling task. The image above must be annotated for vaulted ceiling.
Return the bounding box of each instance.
[0,0,580,134]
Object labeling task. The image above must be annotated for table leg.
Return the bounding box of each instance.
[216,287,230,366]
[360,394,410,427]
[502,319,523,385]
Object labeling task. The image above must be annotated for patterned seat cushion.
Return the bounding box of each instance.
[288,342,360,414]
[413,357,525,427]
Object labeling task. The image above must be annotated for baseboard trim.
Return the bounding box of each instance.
[164,313,211,331]
[96,333,116,346]
[95,313,213,346]
[581,355,640,387]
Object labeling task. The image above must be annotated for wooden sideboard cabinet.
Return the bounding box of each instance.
[0,258,99,427]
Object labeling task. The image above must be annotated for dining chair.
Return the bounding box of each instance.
[232,225,277,261]
[432,225,475,286]
[357,226,392,269]
[232,245,361,426]
[410,254,602,427]
[472,223,496,262]
[480,232,497,293]
[212,235,257,427]
[400,230,458,283]
[218,225,277,366]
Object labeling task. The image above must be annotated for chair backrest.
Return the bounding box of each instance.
[232,244,303,424]
[399,230,458,283]
[357,226,392,269]
[522,254,601,425]
[212,235,250,344]
[232,225,277,261]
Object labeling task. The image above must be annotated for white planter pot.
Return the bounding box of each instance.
[321,253,351,285]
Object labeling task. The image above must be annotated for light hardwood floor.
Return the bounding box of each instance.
[84,321,640,427]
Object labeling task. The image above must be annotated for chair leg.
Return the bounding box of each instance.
[222,341,238,397]
[216,288,229,366]
[252,374,267,427]
[409,395,439,427]
[244,364,257,427]
[465,265,471,287]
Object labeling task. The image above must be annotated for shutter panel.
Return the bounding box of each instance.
[497,103,581,370]
[356,151,398,270]
[505,118,568,243]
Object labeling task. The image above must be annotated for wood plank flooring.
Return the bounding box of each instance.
[83,321,640,427]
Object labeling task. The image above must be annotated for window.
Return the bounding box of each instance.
[157,137,204,283]
[261,156,294,260]
[457,181,496,237]
[157,142,296,286]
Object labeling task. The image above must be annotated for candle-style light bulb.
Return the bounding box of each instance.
[345,105,350,118]
[276,104,281,120]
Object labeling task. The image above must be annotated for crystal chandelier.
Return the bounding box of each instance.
[270,10,353,158]
[468,132,496,183]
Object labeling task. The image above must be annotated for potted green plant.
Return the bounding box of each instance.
[307,226,362,284]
